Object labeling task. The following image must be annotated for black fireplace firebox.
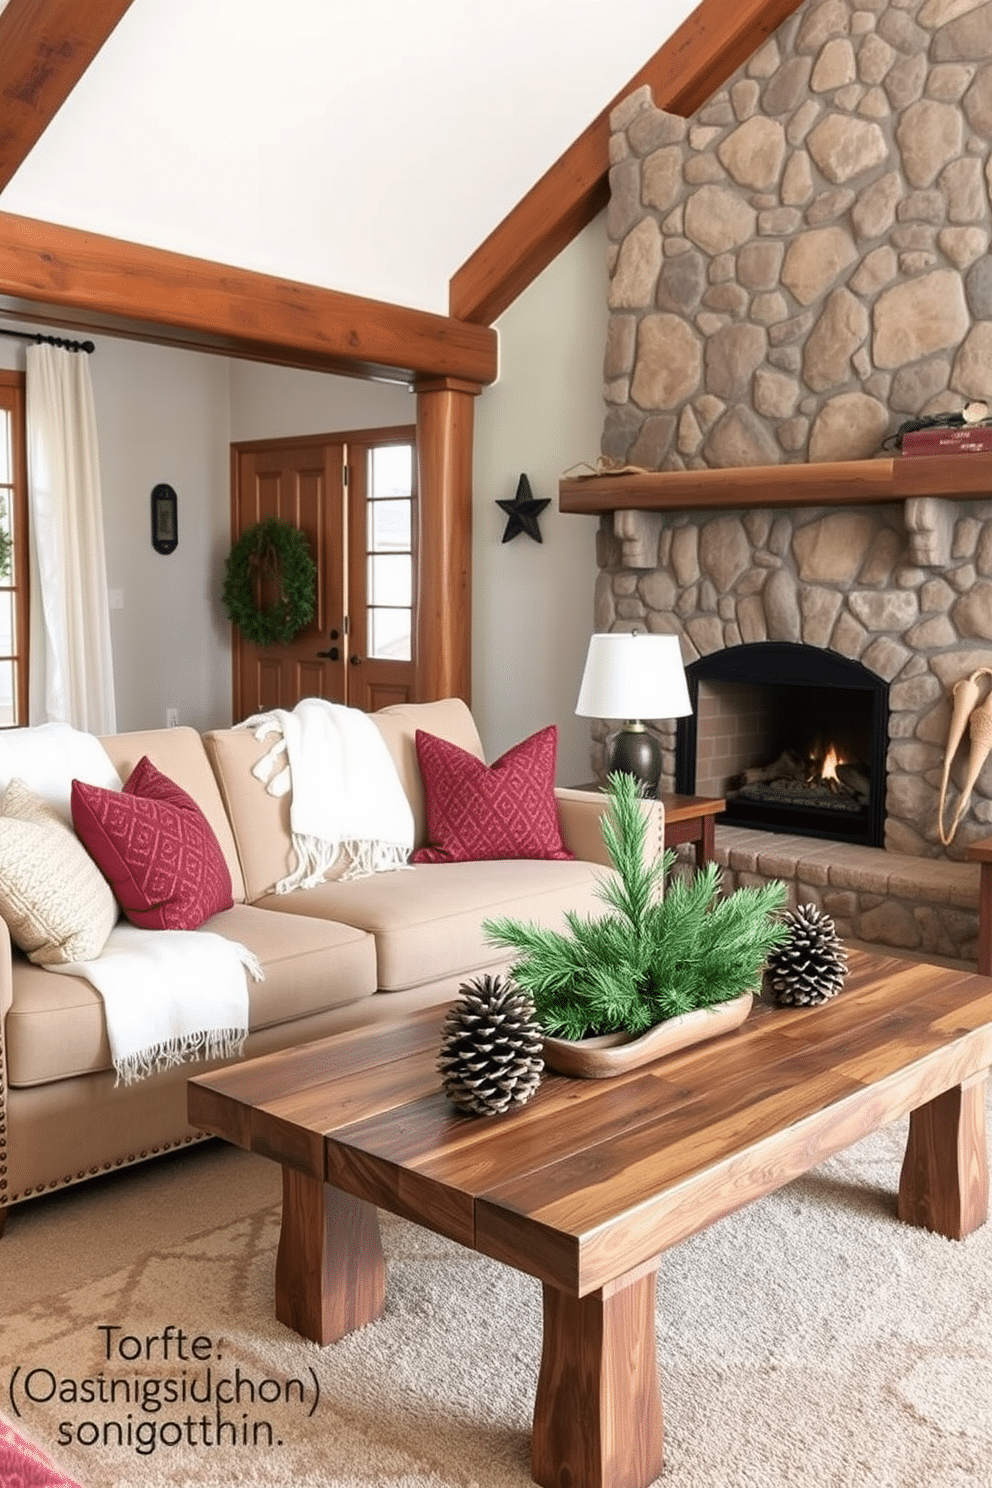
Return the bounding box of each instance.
[675,642,889,848]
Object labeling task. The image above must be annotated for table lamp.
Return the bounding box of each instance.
[575,632,692,796]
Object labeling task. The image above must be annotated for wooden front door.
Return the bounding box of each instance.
[230,428,416,721]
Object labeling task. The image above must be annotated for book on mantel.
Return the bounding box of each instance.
[901,424,992,456]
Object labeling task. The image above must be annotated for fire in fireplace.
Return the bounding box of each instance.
[675,642,888,848]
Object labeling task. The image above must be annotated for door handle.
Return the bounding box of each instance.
[349,654,362,666]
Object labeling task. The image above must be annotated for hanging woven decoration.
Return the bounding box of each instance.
[438,974,544,1116]
[222,517,317,646]
[765,903,849,1007]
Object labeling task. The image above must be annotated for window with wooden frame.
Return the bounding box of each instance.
[345,430,418,712]
[0,372,28,726]
[364,440,415,662]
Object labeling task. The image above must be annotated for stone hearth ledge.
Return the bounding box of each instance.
[708,825,980,967]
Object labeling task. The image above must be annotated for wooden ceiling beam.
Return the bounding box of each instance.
[449,0,804,327]
[0,0,137,193]
[0,211,498,386]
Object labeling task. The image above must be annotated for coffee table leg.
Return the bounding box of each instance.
[898,1075,989,1240]
[275,1167,386,1345]
[532,1264,664,1488]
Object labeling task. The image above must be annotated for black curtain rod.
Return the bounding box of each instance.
[0,326,94,353]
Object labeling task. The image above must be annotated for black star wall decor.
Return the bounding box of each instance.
[497,474,550,544]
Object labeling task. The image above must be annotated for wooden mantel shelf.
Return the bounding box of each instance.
[559,452,992,515]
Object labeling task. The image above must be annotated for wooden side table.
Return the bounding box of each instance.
[660,792,726,868]
[570,785,725,868]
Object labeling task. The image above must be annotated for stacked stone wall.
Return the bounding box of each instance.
[603,0,992,470]
[593,0,992,869]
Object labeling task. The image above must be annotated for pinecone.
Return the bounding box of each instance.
[765,903,849,1007]
[438,974,544,1116]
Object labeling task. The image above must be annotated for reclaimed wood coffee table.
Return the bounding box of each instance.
[188,949,992,1488]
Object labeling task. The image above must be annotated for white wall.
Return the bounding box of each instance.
[0,1,686,316]
[228,361,413,443]
[473,213,608,785]
[93,338,233,733]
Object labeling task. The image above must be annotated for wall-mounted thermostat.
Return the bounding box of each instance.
[151,483,178,555]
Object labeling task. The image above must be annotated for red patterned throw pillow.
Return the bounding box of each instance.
[71,756,234,931]
[412,726,573,863]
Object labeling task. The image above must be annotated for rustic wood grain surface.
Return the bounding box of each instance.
[190,949,992,1292]
[189,948,992,1488]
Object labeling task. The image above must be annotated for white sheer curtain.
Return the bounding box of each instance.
[25,343,116,732]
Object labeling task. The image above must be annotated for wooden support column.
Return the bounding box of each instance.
[414,378,480,704]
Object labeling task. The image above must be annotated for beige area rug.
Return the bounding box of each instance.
[2,1107,992,1488]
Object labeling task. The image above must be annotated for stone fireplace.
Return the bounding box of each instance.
[589,500,987,962]
[592,500,992,863]
[675,640,888,846]
[580,0,992,963]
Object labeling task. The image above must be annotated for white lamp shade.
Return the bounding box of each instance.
[575,633,691,721]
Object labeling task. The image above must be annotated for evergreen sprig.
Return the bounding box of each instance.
[484,771,789,1042]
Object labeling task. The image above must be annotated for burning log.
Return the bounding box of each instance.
[731,743,870,807]
[734,749,806,788]
[836,763,869,802]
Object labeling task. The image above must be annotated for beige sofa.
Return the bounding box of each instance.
[0,697,664,1234]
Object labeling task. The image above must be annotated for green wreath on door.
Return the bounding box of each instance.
[222,517,317,646]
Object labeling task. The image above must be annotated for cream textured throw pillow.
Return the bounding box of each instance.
[0,779,118,964]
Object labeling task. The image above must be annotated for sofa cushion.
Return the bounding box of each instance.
[369,698,485,844]
[72,758,234,931]
[202,725,291,905]
[4,904,377,1087]
[255,857,609,994]
[0,781,118,965]
[412,725,572,863]
[101,728,246,903]
[204,697,487,902]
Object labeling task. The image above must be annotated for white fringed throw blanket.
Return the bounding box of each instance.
[49,923,261,1086]
[245,699,415,892]
[0,722,261,1086]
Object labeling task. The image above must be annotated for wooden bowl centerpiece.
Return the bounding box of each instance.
[484,772,789,1078]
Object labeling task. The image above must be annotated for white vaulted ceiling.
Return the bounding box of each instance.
[0,0,696,316]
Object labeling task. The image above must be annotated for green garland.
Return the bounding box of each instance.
[222,517,317,646]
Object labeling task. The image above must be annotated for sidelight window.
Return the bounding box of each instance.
[366,442,414,662]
